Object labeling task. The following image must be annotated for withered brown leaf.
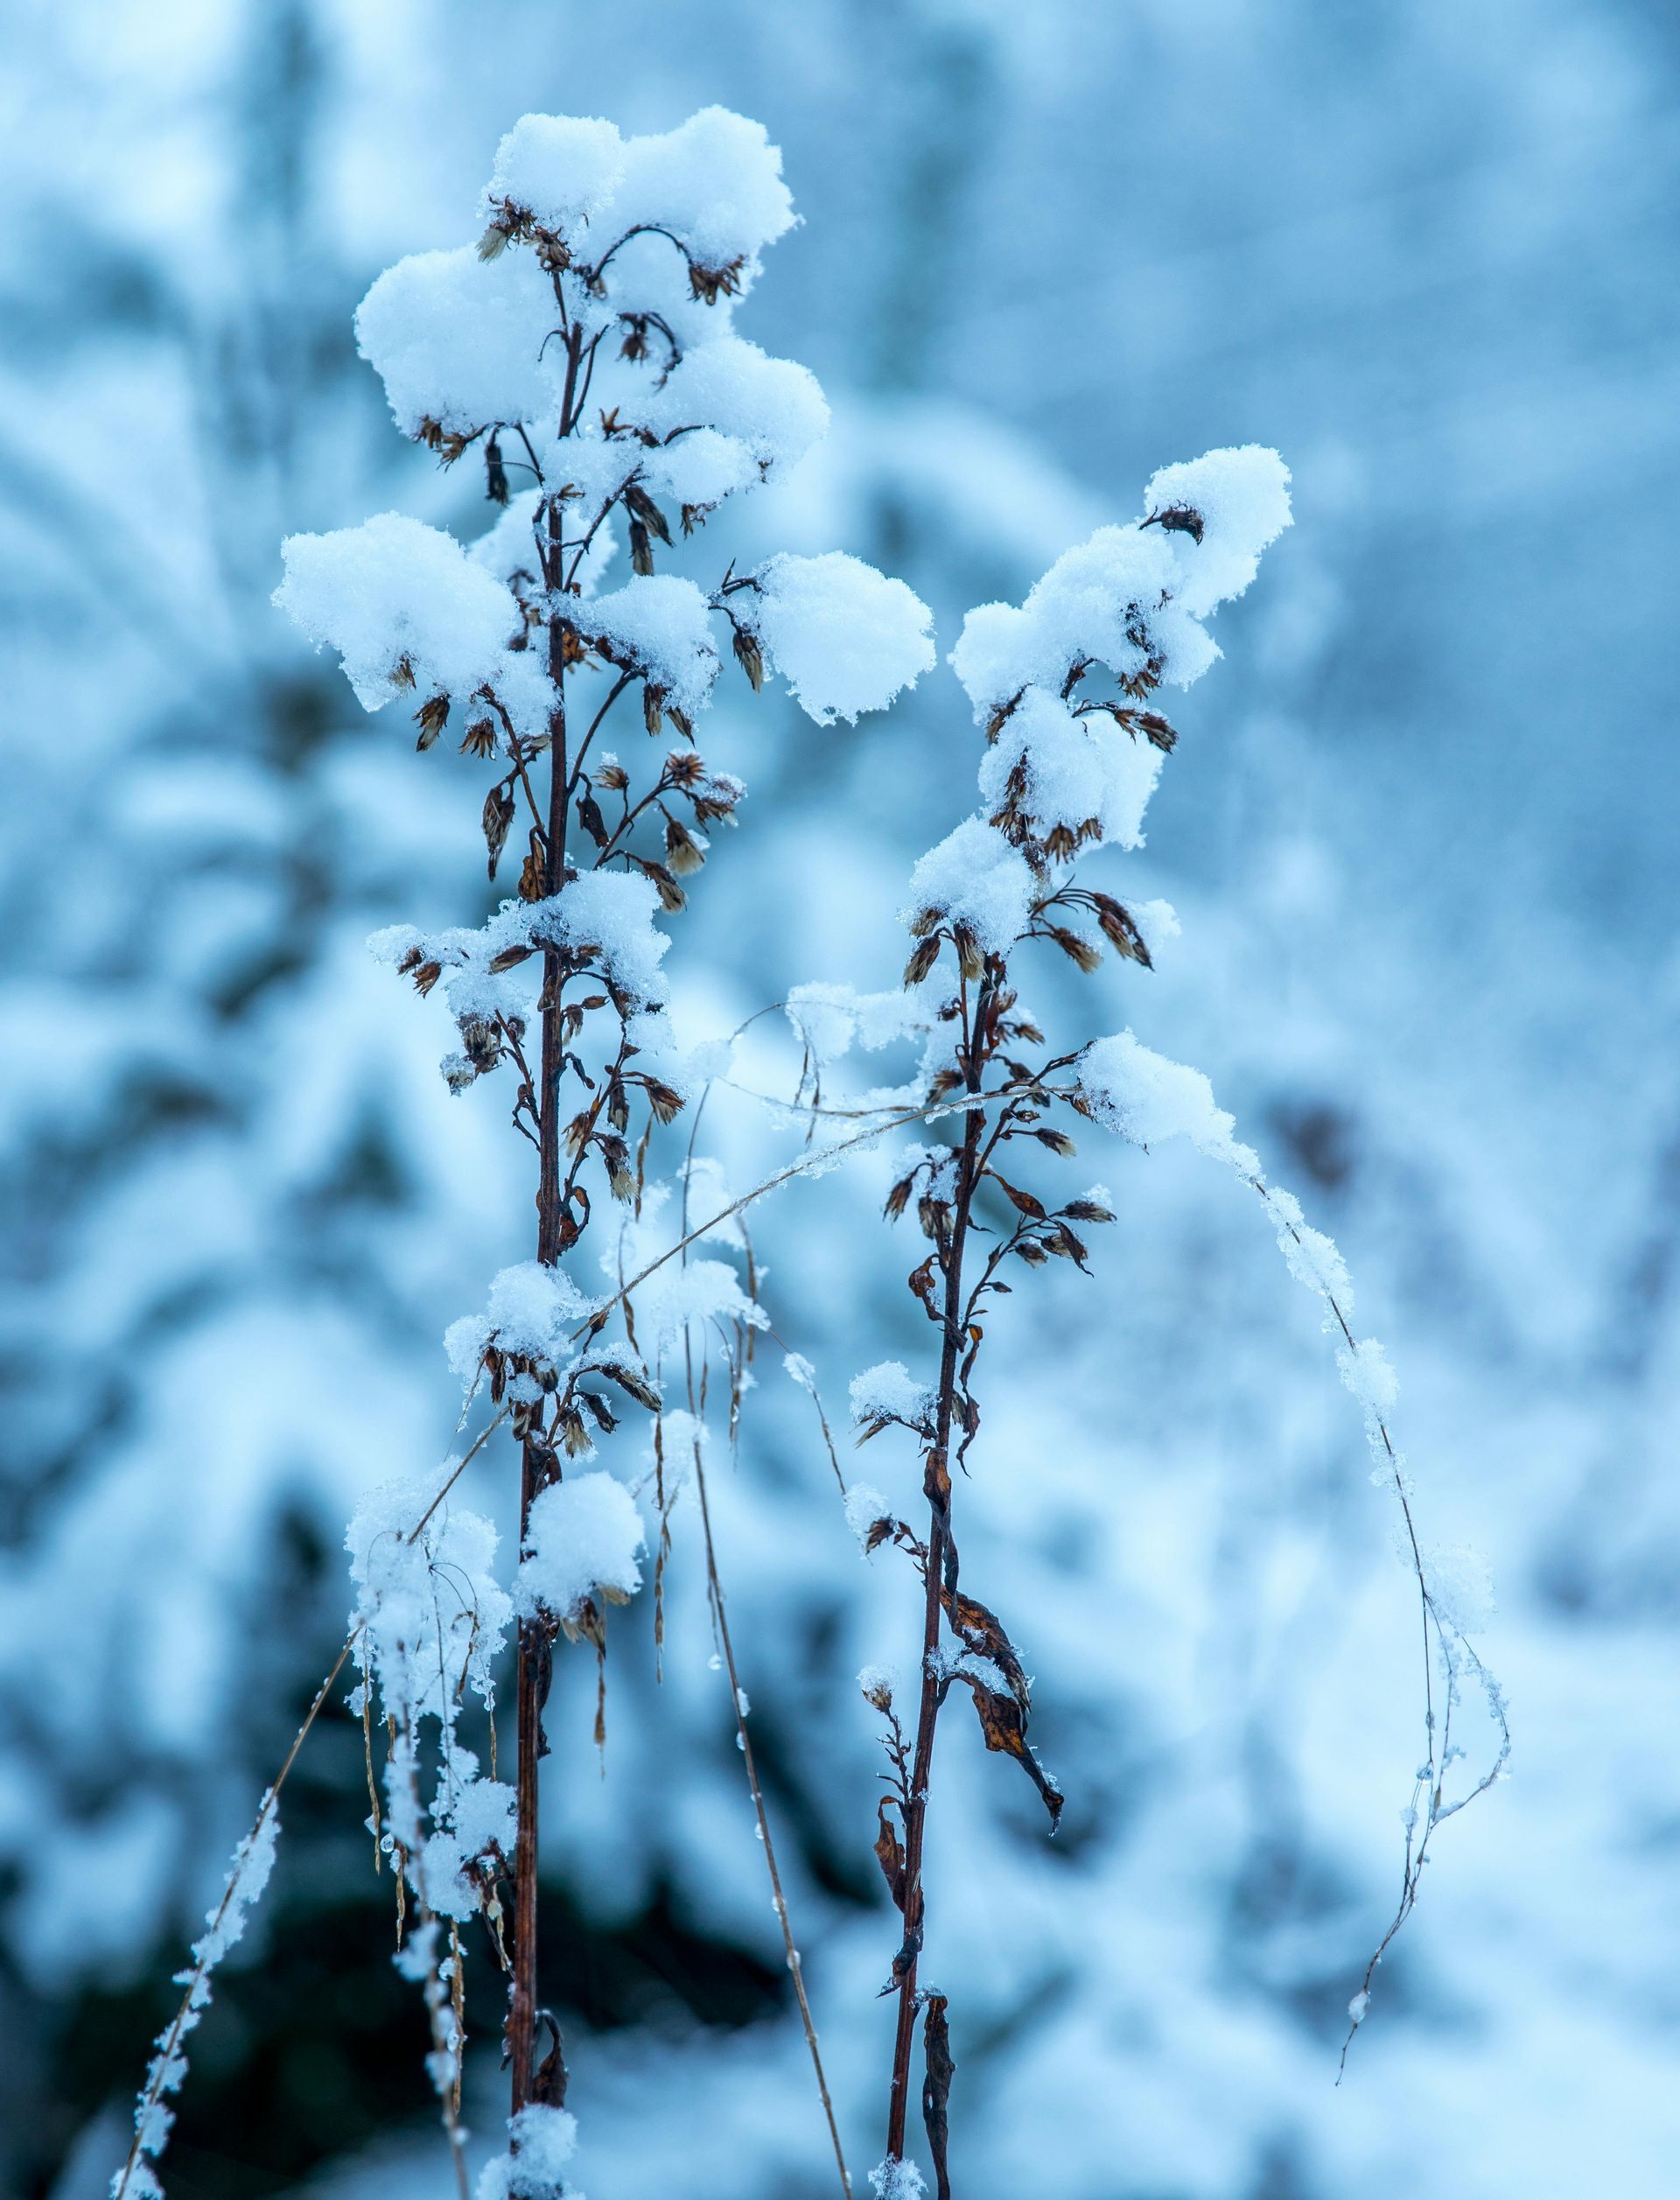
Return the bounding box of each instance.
[956,1669,1064,1829]
[875,1798,907,1914]
[921,1993,955,2200]
[990,1174,1046,1220]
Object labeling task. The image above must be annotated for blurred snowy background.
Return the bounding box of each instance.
[3,2,1677,2196]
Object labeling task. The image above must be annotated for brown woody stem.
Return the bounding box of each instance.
[884,976,992,2163]
[509,456,577,2118]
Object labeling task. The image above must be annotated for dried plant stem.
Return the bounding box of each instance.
[509,405,578,2115]
[112,1635,358,2200]
[688,1426,853,2197]
[670,1094,850,2193]
[1261,1172,1515,2072]
[578,1084,1031,1349]
[404,1403,513,1549]
[884,980,990,2163]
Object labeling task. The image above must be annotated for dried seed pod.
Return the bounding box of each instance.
[1142,501,1205,543]
[642,1079,684,1125]
[1046,925,1102,974]
[461,718,497,759]
[532,228,572,275]
[1045,1223,1090,1266]
[578,1391,618,1434]
[518,832,547,903]
[884,1174,917,1221]
[985,690,1024,741]
[1137,710,1177,752]
[599,1361,662,1412]
[953,926,985,983]
[643,683,667,736]
[415,694,450,750]
[576,792,609,849]
[624,483,671,545]
[688,255,746,304]
[904,935,942,987]
[1091,894,1152,967]
[641,861,685,914]
[732,624,764,693]
[458,1012,500,1073]
[663,819,705,876]
[593,759,630,793]
[483,786,517,878]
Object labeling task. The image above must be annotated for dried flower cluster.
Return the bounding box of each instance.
[806,452,1503,2196]
[121,105,931,2200]
[111,105,1503,2200]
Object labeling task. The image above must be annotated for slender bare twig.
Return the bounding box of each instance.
[686,1405,853,2196]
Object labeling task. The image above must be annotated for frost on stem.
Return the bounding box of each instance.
[113,1802,281,2200]
[869,2159,928,2200]
[347,1480,515,2169]
[1073,1025,1511,2065]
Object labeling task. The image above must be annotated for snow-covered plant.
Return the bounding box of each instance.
[109,107,932,2200]
[828,451,1507,2196]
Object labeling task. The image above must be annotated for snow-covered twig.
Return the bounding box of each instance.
[788,447,1486,2190]
[111,1636,357,2200]
[269,100,935,2195]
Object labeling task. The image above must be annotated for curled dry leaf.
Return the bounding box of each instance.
[921,1993,955,2200]
[955,1666,1063,1830]
[875,1798,907,1912]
